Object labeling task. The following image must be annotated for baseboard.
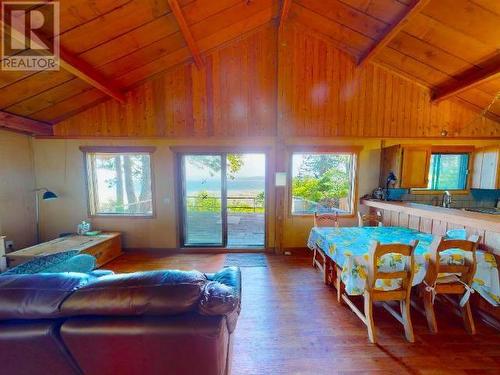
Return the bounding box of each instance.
[123,247,308,256]
[282,247,310,256]
[124,247,273,254]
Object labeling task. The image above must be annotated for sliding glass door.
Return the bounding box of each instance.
[180,153,266,248]
[226,154,266,247]
[182,154,225,246]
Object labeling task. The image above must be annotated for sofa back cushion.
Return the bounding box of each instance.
[61,270,207,316]
[0,273,96,320]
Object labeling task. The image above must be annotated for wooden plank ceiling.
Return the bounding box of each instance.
[289,0,500,120]
[0,0,499,135]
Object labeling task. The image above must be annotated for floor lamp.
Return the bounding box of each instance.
[35,188,58,244]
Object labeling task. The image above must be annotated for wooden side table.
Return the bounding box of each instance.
[6,232,122,268]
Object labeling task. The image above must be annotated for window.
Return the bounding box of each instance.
[84,149,154,216]
[424,153,469,190]
[291,152,356,215]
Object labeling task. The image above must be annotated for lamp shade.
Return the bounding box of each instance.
[42,190,58,200]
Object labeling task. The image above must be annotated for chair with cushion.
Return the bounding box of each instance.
[357,210,383,227]
[362,240,418,343]
[312,213,339,284]
[445,228,467,240]
[419,236,479,334]
[313,212,339,228]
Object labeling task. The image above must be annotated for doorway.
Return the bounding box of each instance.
[180,152,266,248]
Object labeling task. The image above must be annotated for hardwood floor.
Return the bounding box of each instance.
[105,252,500,374]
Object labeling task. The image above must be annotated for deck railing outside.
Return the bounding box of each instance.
[186,196,265,213]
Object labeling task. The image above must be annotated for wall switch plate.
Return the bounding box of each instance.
[275,172,287,187]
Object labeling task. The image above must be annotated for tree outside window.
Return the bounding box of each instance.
[291,153,355,215]
[87,152,153,216]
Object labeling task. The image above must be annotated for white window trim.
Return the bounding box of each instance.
[80,146,156,218]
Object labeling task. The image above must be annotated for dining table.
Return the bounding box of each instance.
[307,226,499,306]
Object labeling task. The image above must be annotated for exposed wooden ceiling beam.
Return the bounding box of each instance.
[167,0,203,69]
[357,0,431,67]
[279,0,292,33]
[2,19,126,103]
[432,64,500,103]
[0,111,53,136]
[451,97,500,124]
[58,49,126,103]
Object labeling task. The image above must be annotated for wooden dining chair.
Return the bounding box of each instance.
[314,212,339,228]
[357,210,383,227]
[354,240,418,343]
[312,213,339,284]
[419,235,479,334]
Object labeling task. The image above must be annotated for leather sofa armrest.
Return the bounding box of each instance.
[200,267,241,333]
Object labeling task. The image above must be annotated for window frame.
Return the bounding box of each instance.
[411,146,473,195]
[287,145,361,218]
[80,146,156,218]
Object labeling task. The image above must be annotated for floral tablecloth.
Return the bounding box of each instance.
[307,226,499,305]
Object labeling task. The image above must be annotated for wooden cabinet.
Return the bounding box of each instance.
[6,233,122,268]
[380,145,431,188]
[472,146,500,189]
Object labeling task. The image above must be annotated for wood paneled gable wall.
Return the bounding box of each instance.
[54,23,500,138]
[1,0,499,134]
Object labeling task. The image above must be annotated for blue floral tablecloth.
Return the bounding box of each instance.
[307,226,499,305]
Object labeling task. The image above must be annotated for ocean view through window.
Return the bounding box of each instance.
[181,153,266,248]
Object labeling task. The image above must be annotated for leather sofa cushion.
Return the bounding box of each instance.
[0,273,95,320]
[61,270,207,316]
[0,321,81,375]
[61,314,229,375]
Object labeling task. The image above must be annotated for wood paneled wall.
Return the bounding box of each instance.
[55,24,277,137]
[54,22,500,138]
[277,23,499,138]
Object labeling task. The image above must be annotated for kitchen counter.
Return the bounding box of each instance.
[362,199,500,232]
[361,199,499,253]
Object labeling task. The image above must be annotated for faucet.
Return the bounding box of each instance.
[442,191,452,208]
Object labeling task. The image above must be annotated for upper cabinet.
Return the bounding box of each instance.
[472,146,500,189]
[380,145,431,188]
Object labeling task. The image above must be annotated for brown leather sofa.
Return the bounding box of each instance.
[0,267,241,375]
